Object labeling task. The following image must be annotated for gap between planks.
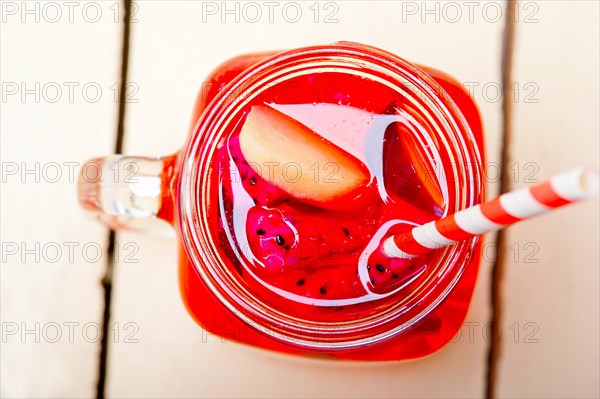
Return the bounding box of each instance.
[486,0,517,398]
[97,1,132,398]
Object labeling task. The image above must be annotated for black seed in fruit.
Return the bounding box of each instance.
[391,272,399,279]
[376,264,385,273]
[256,228,266,236]
[296,279,305,286]
[250,176,256,185]
[409,266,414,271]
[275,234,285,246]
[319,286,327,295]
[342,227,351,237]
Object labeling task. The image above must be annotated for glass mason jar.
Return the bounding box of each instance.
[78,42,485,361]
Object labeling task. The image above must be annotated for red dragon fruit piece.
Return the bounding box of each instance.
[228,135,290,207]
[245,206,296,274]
[365,248,428,294]
[264,262,367,300]
[245,202,384,276]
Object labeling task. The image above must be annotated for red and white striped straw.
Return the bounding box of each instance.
[383,167,599,259]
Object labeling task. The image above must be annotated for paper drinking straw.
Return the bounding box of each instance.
[383,167,599,259]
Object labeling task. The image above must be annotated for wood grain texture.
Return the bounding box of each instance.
[0,3,121,397]
[495,2,600,398]
[106,1,504,397]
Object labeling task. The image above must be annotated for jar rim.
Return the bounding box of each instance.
[178,42,483,350]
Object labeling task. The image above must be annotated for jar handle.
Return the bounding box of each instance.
[77,155,177,234]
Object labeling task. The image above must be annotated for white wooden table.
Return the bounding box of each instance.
[1,1,598,398]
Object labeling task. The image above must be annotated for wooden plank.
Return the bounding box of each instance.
[107,1,504,397]
[0,3,121,397]
[495,1,600,397]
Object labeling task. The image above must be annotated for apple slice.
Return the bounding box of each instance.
[239,105,369,209]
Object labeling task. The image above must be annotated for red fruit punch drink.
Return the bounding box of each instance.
[78,42,483,361]
[172,42,485,361]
